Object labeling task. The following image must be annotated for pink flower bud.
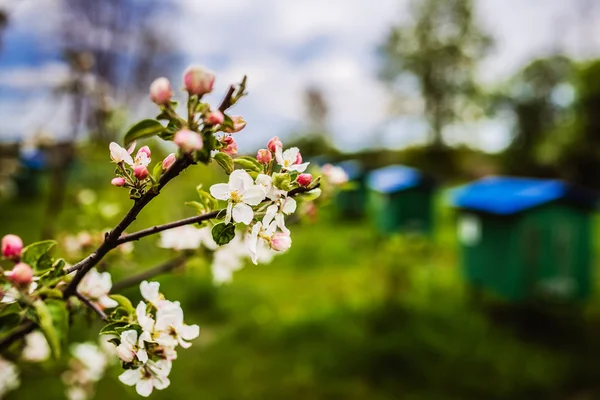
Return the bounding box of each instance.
[137,146,151,158]
[183,65,215,96]
[225,116,247,133]
[134,165,149,180]
[205,110,224,126]
[174,129,204,152]
[295,151,303,165]
[1,234,23,259]
[7,263,33,286]
[222,136,238,156]
[267,136,283,153]
[111,177,126,187]
[162,153,176,170]
[149,77,172,105]
[256,149,272,164]
[271,233,292,252]
[297,173,313,187]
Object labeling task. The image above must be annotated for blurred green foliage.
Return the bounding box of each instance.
[4,150,600,399]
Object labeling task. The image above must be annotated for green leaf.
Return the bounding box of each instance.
[196,185,219,209]
[123,119,165,146]
[272,172,292,191]
[185,201,207,214]
[108,295,135,314]
[35,288,63,299]
[221,114,234,132]
[233,156,262,173]
[100,321,131,336]
[214,152,234,175]
[22,240,57,271]
[152,162,163,183]
[211,222,236,246]
[34,299,68,359]
[297,188,322,202]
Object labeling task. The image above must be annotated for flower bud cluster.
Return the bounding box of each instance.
[1,234,36,303]
[109,142,161,198]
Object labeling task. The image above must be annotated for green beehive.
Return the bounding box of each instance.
[452,176,597,302]
[334,160,367,218]
[367,165,435,235]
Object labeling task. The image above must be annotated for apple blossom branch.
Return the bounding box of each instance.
[75,292,108,321]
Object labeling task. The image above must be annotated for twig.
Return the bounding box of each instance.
[0,320,36,350]
[111,255,189,293]
[114,211,219,246]
[75,292,108,321]
[218,85,236,112]
[63,155,194,296]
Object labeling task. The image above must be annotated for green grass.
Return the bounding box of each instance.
[3,155,600,399]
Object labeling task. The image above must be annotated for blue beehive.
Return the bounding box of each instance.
[367,165,435,235]
[451,176,597,301]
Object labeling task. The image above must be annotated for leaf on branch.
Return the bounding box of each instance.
[297,188,322,202]
[123,119,165,146]
[233,156,263,173]
[22,240,57,271]
[211,222,236,245]
[272,172,292,191]
[99,321,131,336]
[34,299,68,359]
[108,294,135,314]
[214,152,234,175]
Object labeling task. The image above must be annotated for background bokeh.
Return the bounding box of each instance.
[3,0,600,399]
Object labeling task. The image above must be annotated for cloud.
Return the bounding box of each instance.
[0,62,69,90]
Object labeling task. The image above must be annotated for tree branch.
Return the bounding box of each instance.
[75,292,108,321]
[111,254,189,293]
[63,155,194,296]
[114,211,220,246]
[0,320,36,351]
[218,85,235,112]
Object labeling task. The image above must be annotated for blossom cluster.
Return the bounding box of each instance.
[107,281,199,397]
[62,340,115,400]
[1,234,35,302]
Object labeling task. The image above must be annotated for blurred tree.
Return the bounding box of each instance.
[380,0,491,149]
[59,0,179,143]
[288,86,339,158]
[495,56,575,177]
[558,60,600,188]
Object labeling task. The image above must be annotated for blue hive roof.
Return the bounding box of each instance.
[451,176,598,215]
[367,165,423,194]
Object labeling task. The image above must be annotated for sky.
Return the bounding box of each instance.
[0,0,599,153]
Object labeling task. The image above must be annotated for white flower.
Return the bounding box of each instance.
[322,164,348,185]
[70,343,109,383]
[1,281,37,304]
[264,196,297,234]
[0,356,19,399]
[256,174,286,200]
[140,281,164,308]
[158,225,216,250]
[247,219,278,265]
[109,142,151,168]
[66,386,87,400]
[115,330,148,364]
[210,169,265,225]
[275,147,309,172]
[109,142,134,165]
[21,331,50,362]
[77,268,118,309]
[136,302,156,334]
[118,360,172,397]
[211,248,244,285]
[154,302,200,349]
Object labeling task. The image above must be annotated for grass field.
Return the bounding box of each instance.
[4,153,600,399]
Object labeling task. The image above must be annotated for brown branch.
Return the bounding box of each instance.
[218,85,235,112]
[0,320,36,351]
[114,211,220,246]
[111,254,189,293]
[75,292,108,321]
[63,155,194,295]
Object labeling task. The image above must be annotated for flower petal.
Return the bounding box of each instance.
[180,324,200,341]
[136,378,154,397]
[209,183,230,201]
[242,186,266,206]
[289,162,309,173]
[283,147,299,163]
[140,281,160,303]
[230,169,254,192]
[263,204,278,227]
[119,369,141,386]
[282,197,297,214]
[232,203,253,225]
[225,202,233,224]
